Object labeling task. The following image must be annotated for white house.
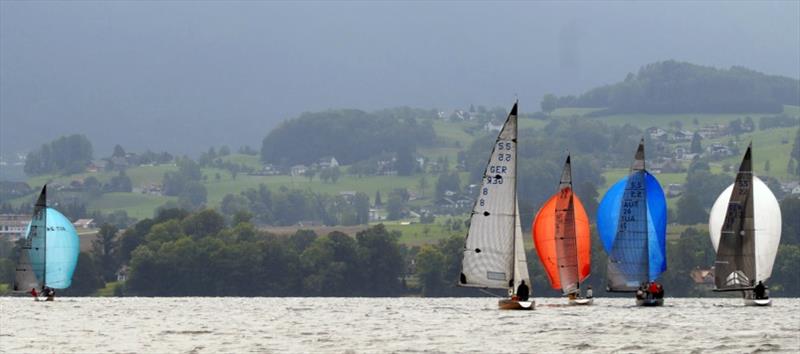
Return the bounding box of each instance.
[318,156,339,169]
[291,165,308,176]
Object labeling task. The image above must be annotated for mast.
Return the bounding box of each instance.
[510,101,519,294]
[39,185,47,289]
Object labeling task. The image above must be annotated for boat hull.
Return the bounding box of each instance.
[498,299,535,310]
[636,298,664,307]
[569,298,593,306]
[744,298,772,306]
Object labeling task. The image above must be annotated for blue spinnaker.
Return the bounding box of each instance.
[597,172,666,289]
[27,208,80,289]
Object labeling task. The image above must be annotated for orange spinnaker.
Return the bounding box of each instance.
[532,188,591,290]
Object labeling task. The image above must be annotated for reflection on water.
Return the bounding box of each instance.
[0,297,797,353]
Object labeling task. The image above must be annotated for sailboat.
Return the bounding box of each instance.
[532,155,592,305]
[597,139,667,306]
[708,143,781,306]
[13,185,80,300]
[459,101,533,310]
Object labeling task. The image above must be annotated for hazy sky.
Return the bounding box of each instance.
[1,1,799,156]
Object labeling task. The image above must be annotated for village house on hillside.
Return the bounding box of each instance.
[698,124,726,139]
[671,130,694,142]
[707,143,733,158]
[291,164,308,177]
[484,120,503,132]
[690,267,715,292]
[647,127,667,140]
[0,214,31,240]
[317,156,339,169]
[73,218,96,229]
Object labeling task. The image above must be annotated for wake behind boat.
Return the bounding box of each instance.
[708,143,781,306]
[459,102,533,310]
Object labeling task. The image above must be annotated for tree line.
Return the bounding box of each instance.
[2,201,797,297]
[542,60,800,115]
[260,108,436,167]
[24,134,93,175]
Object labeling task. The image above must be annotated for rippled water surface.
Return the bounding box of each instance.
[1,297,798,353]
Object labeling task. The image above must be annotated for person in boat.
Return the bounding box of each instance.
[647,281,659,299]
[586,285,593,299]
[654,283,664,299]
[754,281,766,299]
[44,287,55,301]
[516,280,529,301]
[636,283,646,300]
[30,287,39,301]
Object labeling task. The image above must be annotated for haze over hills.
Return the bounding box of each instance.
[1,1,799,157]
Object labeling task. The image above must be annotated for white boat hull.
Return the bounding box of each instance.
[569,298,593,306]
[744,298,772,306]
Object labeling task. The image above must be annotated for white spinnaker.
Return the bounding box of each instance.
[709,176,782,282]
[512,200,531,295]
[461,109,517,289]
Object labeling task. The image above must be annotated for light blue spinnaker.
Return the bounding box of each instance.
[597,141,667,291]
[28,208,80,289]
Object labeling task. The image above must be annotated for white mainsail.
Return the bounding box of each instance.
[460,102,529,293]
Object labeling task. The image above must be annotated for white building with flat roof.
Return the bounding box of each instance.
[0,214,30,240]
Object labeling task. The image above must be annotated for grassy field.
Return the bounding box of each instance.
[431,120,475,147]
[94,281,122,297]
[89,193,176,220]
[703,127,797,180]
[383,220,464,247]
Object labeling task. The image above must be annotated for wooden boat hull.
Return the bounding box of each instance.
[569,298,593,306]
[636,298,664,307]
[498,299,535,310]
[744,298,772,306]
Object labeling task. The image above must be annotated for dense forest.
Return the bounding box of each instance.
[260,108,437,166]
[543,61,800,114]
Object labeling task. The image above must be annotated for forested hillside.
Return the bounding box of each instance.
[260,108,437,166]
[544,61,800,114]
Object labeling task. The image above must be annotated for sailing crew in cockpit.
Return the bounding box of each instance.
[516,280,529,301]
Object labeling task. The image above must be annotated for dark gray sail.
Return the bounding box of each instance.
[607,139,649,291]
[714,144,756,289]
[13,185,47,293]
[555,155,580,294]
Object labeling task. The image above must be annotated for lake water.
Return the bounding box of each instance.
[1,297,798,353]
